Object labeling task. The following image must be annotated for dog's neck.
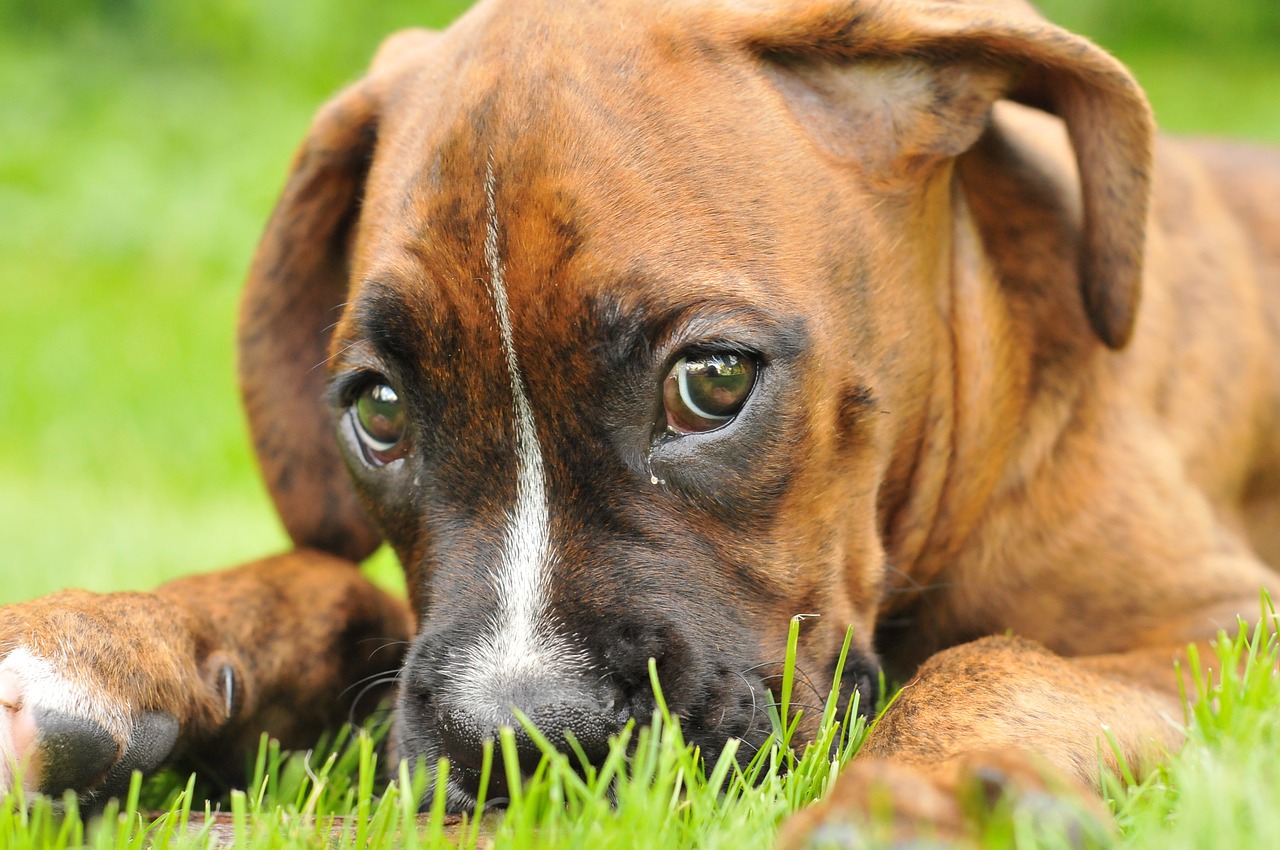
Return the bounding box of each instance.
[876,168,1032,617]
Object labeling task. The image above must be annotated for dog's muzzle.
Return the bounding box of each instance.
[428,666,624,801]
[392,600,766,809]
[392,613,655,808]
[436,695,621,794]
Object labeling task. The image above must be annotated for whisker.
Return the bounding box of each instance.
[731,669,760,742]
[739,660,786,675]
[881,560,957,596]
[769,701,827,713]
[310,338,364,373]
[756,667,827,706]
[345,675,402,724]
[339,668,404,701]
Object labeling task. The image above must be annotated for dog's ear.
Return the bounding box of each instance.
[238,82,382,562]
[734,0,1154,349]
[238,30,437,562]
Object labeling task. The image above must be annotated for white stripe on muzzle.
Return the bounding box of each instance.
[443,164,586,714]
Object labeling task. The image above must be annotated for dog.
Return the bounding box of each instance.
[2,0,1278,840]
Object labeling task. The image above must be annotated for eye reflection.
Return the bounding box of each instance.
[351,382,409,465]
[663,353,757,435]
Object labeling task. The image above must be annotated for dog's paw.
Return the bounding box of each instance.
[778,758,967,850]
[0,590,217,805]
[776,752,1111,850]
[0,649,179,803]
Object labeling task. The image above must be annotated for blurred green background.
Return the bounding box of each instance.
[1,1,1277,605]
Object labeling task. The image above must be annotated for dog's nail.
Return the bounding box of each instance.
[219,664,236,719]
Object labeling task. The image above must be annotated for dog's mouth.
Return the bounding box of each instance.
[393,684,631,811]
[436,699,626,808]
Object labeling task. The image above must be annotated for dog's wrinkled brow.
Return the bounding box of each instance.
[346,282,433,367]
[341,277,813,397]
[589,292,811,374]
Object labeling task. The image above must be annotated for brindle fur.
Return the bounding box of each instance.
[1,0,1278,838]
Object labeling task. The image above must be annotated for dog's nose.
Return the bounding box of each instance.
[434,685,623,780]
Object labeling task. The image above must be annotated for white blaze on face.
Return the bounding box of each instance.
[445,164,586,712]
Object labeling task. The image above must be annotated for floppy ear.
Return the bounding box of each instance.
[733,0,1154,349]
[239,30,440,563]
[238,81,383,562]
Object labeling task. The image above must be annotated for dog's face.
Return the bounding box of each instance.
[238,0,1150,807]
[328,10,895,804]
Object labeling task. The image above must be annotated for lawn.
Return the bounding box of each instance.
[1,0,1278,847]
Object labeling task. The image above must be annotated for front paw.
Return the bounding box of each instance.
[777,752,1111,849]
[0,590,218,806]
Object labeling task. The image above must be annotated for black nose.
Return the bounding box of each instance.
[434,685,624,798]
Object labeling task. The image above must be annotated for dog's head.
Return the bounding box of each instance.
[238,0,1151,806]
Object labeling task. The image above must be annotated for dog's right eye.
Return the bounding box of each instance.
[350,382,409,466]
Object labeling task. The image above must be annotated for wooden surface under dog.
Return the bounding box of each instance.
[156,811,501,848]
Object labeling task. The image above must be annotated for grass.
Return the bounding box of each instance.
[1,1,1278,604]
[2,1,1279,848]
[2,618,872,850]
[3,612,1280,849]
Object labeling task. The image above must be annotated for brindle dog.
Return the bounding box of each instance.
[2,0,1278,841]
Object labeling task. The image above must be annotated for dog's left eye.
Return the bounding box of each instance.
[350,382,410,466]
[663,353,757,434]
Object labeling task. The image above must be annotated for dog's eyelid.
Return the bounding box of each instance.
[326,365,395,408]
[652,303,809,369]
[326,335,383,369]
[678,339,765,363]
[325,334,408,386]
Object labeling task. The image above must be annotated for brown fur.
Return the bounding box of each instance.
[1,0,1277,836]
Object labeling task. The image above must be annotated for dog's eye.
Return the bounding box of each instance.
[663,353,757,434]
[350,382,409,465]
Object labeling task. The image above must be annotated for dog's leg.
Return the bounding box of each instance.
[777,630,1247,848]
[0,549,410,804]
